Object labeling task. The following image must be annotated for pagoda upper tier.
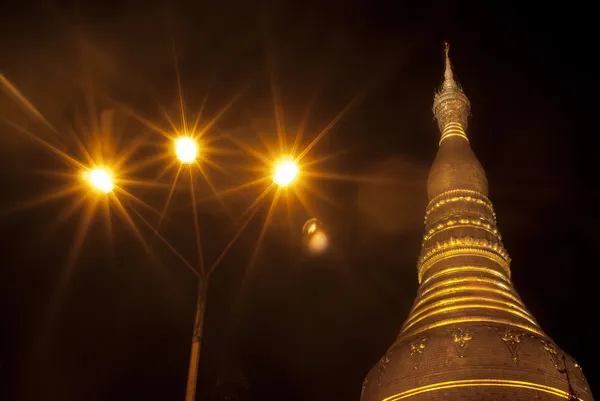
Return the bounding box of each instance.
[360,44,593,401]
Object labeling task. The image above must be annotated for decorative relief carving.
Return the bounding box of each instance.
[423,218,500,243]
[425,195,495,218]
[377,351,391,385]
[451,328,473,358]
[428,189,490,206]
[418,236,510,268]
[541,340,562,371]
[501,329,524,363]
[409,337,428,370]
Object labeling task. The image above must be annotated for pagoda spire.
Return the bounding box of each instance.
[359,45,594,401]
[427,43,488,200]
[443,43,456,87]
[433,43,471,143]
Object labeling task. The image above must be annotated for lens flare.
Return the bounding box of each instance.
[273,159,298,187]
[307,230,328,254]
[175,137,198,163]
[303,218,328,254]
[84,168,114,194]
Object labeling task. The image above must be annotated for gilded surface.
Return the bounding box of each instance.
[360,45,594,401]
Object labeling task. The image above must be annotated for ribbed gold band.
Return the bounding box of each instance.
[410,285,525,315]
[404,295,533,325]
[420,265,511,286]
[402,303,539,332]
[420,276,513,297]
[419,247,511,283]
[398,316,546,340]
[382,379,582,400]
[439,122,469,144]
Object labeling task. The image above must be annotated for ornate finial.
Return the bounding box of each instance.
[433,43,471,134]
[444,42,454,83]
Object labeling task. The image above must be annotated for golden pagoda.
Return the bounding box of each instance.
[360,44,594,401]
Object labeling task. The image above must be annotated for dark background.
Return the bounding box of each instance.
[1,1,597,400]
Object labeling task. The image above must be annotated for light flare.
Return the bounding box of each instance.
[83,167,115,193]
[175,137,198,163]
[303,218,329,254]
[273,158,298,187]
[307,230,329,254]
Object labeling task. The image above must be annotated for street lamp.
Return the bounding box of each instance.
[83,167,115,193]
[174,134,204,401]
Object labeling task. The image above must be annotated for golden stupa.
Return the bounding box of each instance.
[360,45,594,401]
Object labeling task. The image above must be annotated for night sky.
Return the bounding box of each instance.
[1,2,597,401]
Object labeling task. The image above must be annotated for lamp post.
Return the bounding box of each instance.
[81,142,302,401]
[170,135,210,401]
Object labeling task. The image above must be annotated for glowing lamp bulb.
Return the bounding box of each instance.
[175,137,198,163]
[85,168,114,193]
[273,159,298,187]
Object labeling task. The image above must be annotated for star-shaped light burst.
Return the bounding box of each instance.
[83,167,115,193]
[1,45,251,301]
[273,158,298,187]
[108,52,250,279]
[0,73,190,285]
[175,137,198,163]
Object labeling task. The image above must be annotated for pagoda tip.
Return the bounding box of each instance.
[444,42,453,81]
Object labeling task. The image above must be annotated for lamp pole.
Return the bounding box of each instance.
[175,143,300,400]
[171,135,211,401]
[184,276,209,401]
